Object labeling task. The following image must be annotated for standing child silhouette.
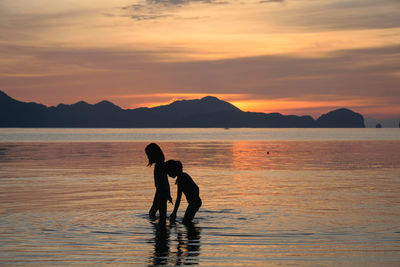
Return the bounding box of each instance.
[165,160,202,224]
[145,143,172,224]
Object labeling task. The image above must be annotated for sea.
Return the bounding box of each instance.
[0,128,399,266]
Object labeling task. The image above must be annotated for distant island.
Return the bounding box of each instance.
[0,90,365,128]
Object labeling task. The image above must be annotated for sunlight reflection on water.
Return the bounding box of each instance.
[0,134,400,265]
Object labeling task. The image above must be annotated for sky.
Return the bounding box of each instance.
[0,0,399,121]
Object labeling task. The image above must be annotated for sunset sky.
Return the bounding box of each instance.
[0,0,399,120]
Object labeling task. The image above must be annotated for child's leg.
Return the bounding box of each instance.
[182,199,202,224]
[158,199,167,224]
[149,191,159,218]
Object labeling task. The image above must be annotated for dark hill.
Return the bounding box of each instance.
[317,108,365,128]
[125,96,242,127]
[0,90,365,128]
[0,90,48,127]
[150,96,241,114]
[177,111,315,128]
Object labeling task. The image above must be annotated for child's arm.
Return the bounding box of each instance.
[170,187,182,221]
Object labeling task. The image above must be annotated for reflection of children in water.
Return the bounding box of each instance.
[165,160,202,224]
[175,223,201,266]
[150,221,201,266]
[150,222,170,266]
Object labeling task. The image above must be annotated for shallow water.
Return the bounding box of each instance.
[0,129,400,266]
[1,127,399,142]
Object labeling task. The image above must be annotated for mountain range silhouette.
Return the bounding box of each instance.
[0,90,365,127]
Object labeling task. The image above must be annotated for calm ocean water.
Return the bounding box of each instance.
[0,128,399,266]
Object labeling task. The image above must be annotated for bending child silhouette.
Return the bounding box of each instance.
[165,160,202,224]
[145,143,172,224]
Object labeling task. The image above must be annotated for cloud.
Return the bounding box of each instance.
[259,0,284,3]
[276,0,400,31]
[121,0,227,21]
[129,14,170,20]
[146,0,221,5]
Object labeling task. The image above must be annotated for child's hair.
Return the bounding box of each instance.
[165,160,183,174]
[145,143,165,166]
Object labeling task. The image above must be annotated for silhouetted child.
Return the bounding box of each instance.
[165,160,202,224]
[145,143,172,224]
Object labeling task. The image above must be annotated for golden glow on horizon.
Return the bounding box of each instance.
[230,98,372,113]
